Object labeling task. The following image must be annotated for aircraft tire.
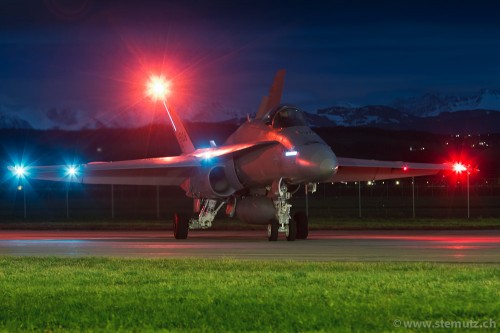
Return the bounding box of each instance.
[286,218,297,241]
[294,211,309,240]
[267,219,279,241]
[173,213,189,239]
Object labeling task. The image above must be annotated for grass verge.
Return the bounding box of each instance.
[0,258,499,332]
[0,217,499,231]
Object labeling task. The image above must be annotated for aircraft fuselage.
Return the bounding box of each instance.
[225,118,338,187]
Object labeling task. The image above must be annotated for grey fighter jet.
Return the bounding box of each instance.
[23,70,452,241]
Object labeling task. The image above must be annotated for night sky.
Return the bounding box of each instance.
[2,0,500,129]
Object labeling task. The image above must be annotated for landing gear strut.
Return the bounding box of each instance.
[268,179,297,241]
[189,199,225,230]
[173,199,225,239]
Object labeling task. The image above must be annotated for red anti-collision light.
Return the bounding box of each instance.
[146,75,171,101]
[453,162,467,173]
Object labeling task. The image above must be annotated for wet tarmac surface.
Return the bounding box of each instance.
[0,230,499,262]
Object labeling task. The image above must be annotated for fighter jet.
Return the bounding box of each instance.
[21,70,452,241]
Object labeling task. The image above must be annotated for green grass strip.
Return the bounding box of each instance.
[0,258,499,332]
[1,217,500,231]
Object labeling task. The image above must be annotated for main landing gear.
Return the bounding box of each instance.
[173,213,189,239]
[172,182,310,241]
[172,199,225,239]
[267,179,309,241]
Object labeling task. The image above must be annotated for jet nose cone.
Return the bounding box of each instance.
[297,145,338,182]
[318,151,337,178]
[314,150,337,181]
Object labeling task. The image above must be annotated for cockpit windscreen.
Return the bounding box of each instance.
[271,107,308,128]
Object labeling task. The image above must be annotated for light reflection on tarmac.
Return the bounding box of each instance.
[0,230,499,262]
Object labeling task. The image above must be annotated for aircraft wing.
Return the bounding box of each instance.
[25,141,278,186]
[330,157,452,182]
[27,156,200,186]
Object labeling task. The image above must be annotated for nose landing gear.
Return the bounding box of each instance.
[267,179,306,241]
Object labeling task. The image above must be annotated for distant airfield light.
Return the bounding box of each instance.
[395,180,400,185]
[403,165,408,171]
[146,75,171,102]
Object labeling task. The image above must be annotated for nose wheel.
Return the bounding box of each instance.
[286,218,297,241]
[294,211,309,239]
[268,217,297,241]
[268,219,279,241]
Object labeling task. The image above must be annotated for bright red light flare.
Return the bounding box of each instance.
[403,166,408,171]
[146,75,171,101]
[453,162,467,173]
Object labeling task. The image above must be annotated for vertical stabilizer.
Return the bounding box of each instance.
[256,95,269,120]
[162,100,196,154]
[255,69,286,119]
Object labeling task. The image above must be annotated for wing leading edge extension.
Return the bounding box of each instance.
[330,157,453,182]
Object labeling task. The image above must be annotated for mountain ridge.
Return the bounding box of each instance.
[2,89,499,133]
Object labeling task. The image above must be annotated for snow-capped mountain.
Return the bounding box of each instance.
[313,105,500,133]
[316,105,415,127]
[1,89,499,133]
[311,89,500,132]
[0,112,32,129]
[184,101,250,124]
[185,89,500,130]
[392,89,500,117]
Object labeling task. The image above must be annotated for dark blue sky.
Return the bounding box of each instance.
[2,0,500,129]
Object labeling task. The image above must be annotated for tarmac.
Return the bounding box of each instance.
[0,229,499,262]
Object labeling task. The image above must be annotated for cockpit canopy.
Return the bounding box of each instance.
[263,105,308,129]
